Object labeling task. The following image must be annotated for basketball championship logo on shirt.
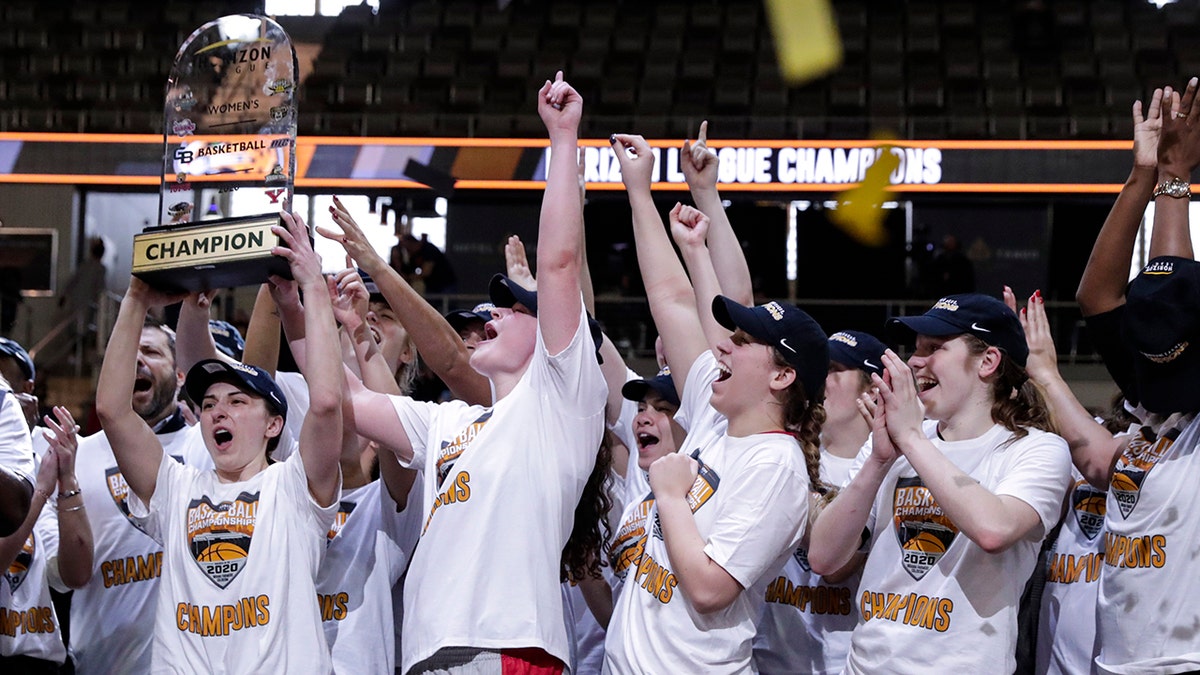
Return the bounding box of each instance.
[187,492,259,588]
[650,450,720,541]
[436,410,493,485]
[106,456,186,532]
[326,500,357,544]
[610,494,654,580]
[1111,426,1178,519]
[893,477,959,580]
[3,533,34,593]
[793,546,812,573]
[1070,479,1107,540]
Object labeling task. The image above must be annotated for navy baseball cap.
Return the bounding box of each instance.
[622,372,681,408]
[1122,256,1200,414]
[445,303,496,333]
[886,293,1028,367]
[828,330,888,376]
[0,337,34,381]
[712,296,829,401]
[489,274,604,362]
[208,320,245,360]
[185,359,288,421]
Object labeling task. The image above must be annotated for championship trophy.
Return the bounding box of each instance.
[132,15,299,292]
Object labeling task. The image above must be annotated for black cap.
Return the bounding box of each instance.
[445,303,496,333]
[886,293,1028,367]
[208,320,245,361]
[488,274,604,363]
[621,373,681,408]
[489,274,539,315]
[712,296,829,401]
[1122,256,1200,414]
[0,337,34,381]
[185,359,288,421]
[828,330,888,376]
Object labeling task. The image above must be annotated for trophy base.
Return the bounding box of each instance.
[132,213,292,292]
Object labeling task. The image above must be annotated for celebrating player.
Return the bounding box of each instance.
[809,293,1071,674]
[95,210,342,673]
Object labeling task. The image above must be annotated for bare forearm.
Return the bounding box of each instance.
[242,284,281,374]
[0,492,45,571]
[1038,375,1123,488]
[691,187,752,305]
[56,505,94,588]
[810,460,888,574]
[678,243,730,351]
[900,438,1036,553]
[175,299,220,371]
[1077,168,1155,315]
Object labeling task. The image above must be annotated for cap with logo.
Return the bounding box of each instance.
[208,320,246,361]
[711,296,829,401]
[489,273,604,363]
[445,303,496,333]
[1122,256,1200,414]
[185,359,288,421]
[621,370,681,408]
[885,293,1028,367]
[0,337,35,382]
[828,330,888,376]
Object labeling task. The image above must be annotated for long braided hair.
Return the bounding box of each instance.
[770,350,835,504]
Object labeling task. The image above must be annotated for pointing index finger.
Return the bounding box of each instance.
[697,120,708,145]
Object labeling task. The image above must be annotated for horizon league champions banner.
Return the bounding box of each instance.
[132,14,299,292]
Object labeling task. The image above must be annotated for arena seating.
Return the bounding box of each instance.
[1,0,1196,139]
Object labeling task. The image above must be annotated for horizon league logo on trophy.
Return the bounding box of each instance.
[132,14,300,292]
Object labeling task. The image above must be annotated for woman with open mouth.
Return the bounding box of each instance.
[95,210,343,674]
[809,293,1071,674]
[604,132,828,675]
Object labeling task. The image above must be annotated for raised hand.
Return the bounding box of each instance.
[1019,290,1059,386]
[610,133,656,193]
[41,406,80,485]
[125,276,188,309]
[873,350,925,450]
[271,210,323,287]
[537,71,582,136]
[504,235,537,291]
[318,196,386,273]
[329,264,370,332]
[1157,79,1200,175]
[1133,87,1165,170]
[861,385,899,466]
[668,202,711,250]
[648,452,700,499]
[681,120,719,191]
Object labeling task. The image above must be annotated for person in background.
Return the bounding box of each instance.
[0,405,92,674]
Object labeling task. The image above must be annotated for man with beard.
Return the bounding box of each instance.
[42,319,212,674]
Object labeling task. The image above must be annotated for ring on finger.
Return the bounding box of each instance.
[1176,111,1188,119]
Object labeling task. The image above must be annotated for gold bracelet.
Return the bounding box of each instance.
[58,488,82,500]
[58,503,86,513]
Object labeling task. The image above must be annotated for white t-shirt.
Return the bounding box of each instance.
[752,449,861,675]
[273,371,309,461]
[318,477,422,675]
[1096,414,1200,674]
[1038,466,1106,675]
[0,388,34,485]
[128,450,338,674]
[42,420,211,675]
[1,456,66,663]
[389,308,607,673]
[845,421,1071,674]
[562,579,606,675]
[604,351,811,675]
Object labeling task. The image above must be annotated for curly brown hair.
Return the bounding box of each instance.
[561,431,615,583]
